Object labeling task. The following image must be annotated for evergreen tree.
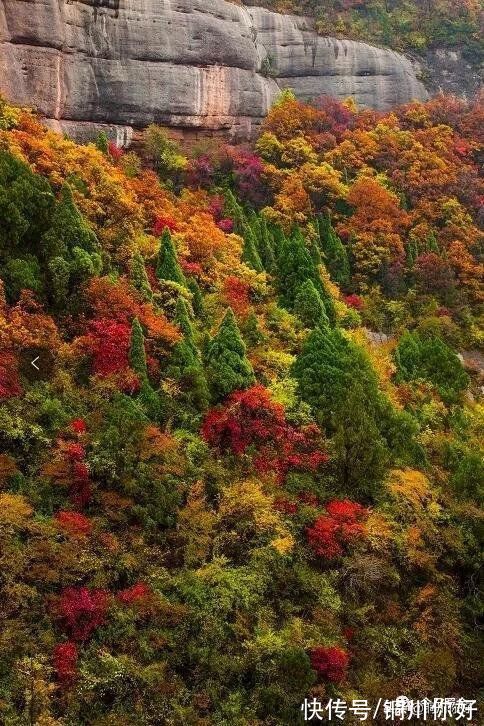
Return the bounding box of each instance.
[292,326,382,428]
[242,311,266,346]
[394,331,422,381]
[41,184,98,260]
[0,150,54,254]
[47,256,70,307]
[167,297,209,413]
[156,227,186,285]
[174,297,195,348]
[292,326,350,426]
[419,336,468,401]
[205,308,255,401]
[257,216,276,273]
[130,252,153,300]
[242,226,264,273]
[294,279,329,329]
[95,132,109,155]
[4,256,43,302]
[332,383,388,501]
[318,213,350,288]
[187,276,206,320]
[276,229,320,309]
[224,189,246,233]
[270,223,286,262]
[395,332,468,402]
[129,317,148,380]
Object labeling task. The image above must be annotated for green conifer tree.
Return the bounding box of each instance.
[156,227,186,286]
[205,308,255,401]
[292,325,382,427]
[276,229,320,309]
[242,226,264,273]
[394,331,422,382]
[174,297,195,347]
[187,277,206,320]
[224,189,246,233]
[167,297,209,413]
[257,216,276,273]
[95,132,109,155]
[129,317,148,380]
[294,279,329,329]
[318,213,350,288]
[41,184,98,260]
[130,252,153,300]
[242,311,266,346]
[332,382,388,501]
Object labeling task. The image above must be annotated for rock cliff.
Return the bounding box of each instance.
[0,0,427,142]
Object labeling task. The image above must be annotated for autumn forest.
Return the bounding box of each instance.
[0,89,482,724]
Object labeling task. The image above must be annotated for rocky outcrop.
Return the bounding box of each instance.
[0,0,427,142]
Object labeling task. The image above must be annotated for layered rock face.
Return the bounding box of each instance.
[0,0,427,142]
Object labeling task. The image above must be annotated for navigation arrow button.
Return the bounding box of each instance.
[31,356,40,371]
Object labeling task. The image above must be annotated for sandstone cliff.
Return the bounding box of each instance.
[0,0,427,142]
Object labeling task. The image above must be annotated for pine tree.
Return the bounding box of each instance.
[129,317,148,380]
[242,311,266,346]
[396,332,468,403]
[332,383,388,501]
[257,216,276,273]
[156,227,186,285]
[294,279,329,329]
[168,297,209,413]
[318,214,350,288]
[174,297,196,349]
[205,308,255,401]
[187,277,206,320]
[242,226,263,273]
[130,252,153,300]
[394,331,422,382]
[276,229,320,309]
[41,184,98,260]
[292,326,350,426]
[292,325,381,428]
[224,189,246,233]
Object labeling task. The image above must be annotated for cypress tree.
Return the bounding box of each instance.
[47,256,70,307]
[270,223,286,262]
[242,311,266,346]
[224,189,246,233]
[396,332,468,403]
[205,307,255,401]
[242,226,264,273]
[294,279,329,329]
[187,276,206,320]
[168,297,209,413]
[130,252,153,300]
[292,326,380,428]
[318,213,350,288]
[129,317,148,380]
[41,184,98,260]
[394,331,422,382]
[332,382,388,501]
[292,326,350,426]
[174,297,196,349]
[257,216,276,273]
[276,229,319,309]
[156,227,186,286]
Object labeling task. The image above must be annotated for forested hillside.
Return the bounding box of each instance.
[0,92,482,724]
